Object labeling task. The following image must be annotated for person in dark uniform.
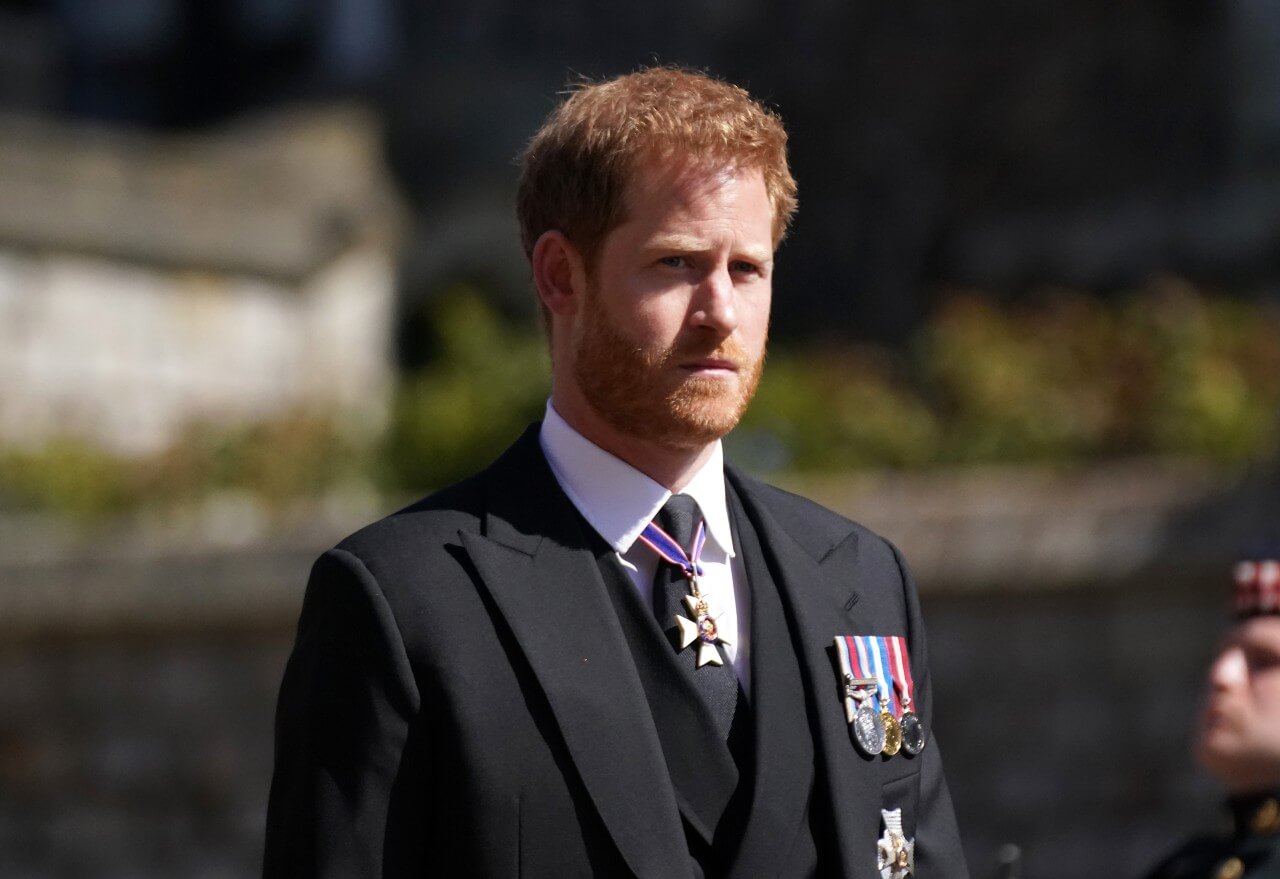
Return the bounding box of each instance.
[1141,555,1280,879]
[263,67,968,877]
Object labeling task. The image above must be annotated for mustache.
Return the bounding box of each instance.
[669,336,758,367]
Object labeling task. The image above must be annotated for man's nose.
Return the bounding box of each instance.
[1208,646,1248,690]
[690,266,738,335]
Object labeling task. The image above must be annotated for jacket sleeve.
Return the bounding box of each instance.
[263,548,421,878]
[891,541,970,879]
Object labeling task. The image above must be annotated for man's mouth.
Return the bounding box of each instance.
[680,358,740,374]
[1201,700,1238,731]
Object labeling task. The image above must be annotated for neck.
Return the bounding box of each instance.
[550,391,717,492]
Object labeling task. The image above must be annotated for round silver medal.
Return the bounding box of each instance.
[852,702,886,755]
[899,710,926,755]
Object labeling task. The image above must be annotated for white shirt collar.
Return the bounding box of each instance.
[539,401,736,559]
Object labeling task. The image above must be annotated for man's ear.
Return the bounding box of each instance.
[531,230,587,318]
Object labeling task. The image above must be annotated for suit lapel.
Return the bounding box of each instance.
[459,428,692,879]
[728,469,880,879]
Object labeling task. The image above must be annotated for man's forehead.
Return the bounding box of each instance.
[625,154,761,204]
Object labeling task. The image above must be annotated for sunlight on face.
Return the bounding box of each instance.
[1198,616,1280,792]
[570,159,773,450]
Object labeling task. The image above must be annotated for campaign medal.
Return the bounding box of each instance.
[854,697,887,756]
[869,637,902,757]
[834,636,886,755]
[899,713,925,757]
[876,807,915,879]
[888,636,926,756]
[639,520,730,668]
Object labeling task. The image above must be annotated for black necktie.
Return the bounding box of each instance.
[652,494,738,739]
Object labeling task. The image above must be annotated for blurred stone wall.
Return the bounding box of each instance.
[0,587,1224,879]
[0,108,399,455]
[930,584,1222,877]
[0,637,287,878]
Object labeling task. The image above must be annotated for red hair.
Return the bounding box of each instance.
[517,66,798,270]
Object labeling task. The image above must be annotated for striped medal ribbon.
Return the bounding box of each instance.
[834,635,885,756]
[637,519,707,581]
[888,635,926,755]
[865,636,903,756]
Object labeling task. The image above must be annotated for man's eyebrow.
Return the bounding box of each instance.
[735,247,775,266]
[646,235,774,264]
[646,234,709,252]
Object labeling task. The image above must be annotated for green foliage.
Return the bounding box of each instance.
[1116,281,1280,460]
[915,279,1280,465]
[4,278,1279,520]
[380,289,550,492]
[142,412,369,508]
[736,349,940,470]
[918,292,1119,462]
[0,412,370,518]
[0,439,135,519]
[739,278,1280,471]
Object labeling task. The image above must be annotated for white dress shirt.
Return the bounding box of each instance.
[539,402,751,693]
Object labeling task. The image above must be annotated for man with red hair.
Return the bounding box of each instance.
[265,67,966,878]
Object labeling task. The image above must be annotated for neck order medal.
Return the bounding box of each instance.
[673,585,732,667]
[640,519,730,668]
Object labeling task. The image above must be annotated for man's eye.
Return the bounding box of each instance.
[659,256,686,268]
[732,261,760,275]
[1246,648,1280,672]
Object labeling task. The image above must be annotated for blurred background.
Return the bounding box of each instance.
[1,0,1279,876]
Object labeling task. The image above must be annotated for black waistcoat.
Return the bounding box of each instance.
[582,481,830,878]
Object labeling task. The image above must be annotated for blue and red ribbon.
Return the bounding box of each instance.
[869,636,899,717]
[638,519,707,579]
[888,635,915,712]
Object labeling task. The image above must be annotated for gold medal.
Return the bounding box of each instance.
[881,710,902,756]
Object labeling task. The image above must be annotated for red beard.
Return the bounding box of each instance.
[571,284,765,450]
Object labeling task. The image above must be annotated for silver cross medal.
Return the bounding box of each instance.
[672,576,731,668]
[877,807,915,879]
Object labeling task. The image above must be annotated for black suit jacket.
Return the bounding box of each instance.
[264,425,967,877]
